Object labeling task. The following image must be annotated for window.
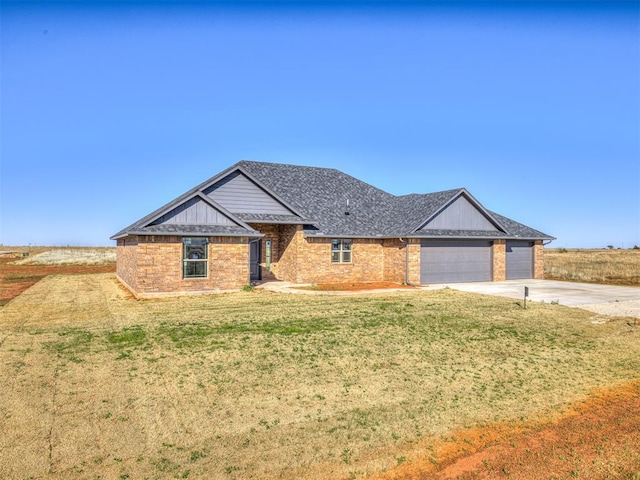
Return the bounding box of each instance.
[183,237,208,278]
[331,239,352,263]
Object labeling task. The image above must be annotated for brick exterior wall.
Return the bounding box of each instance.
[271,224,301,282]
[533,240,544,279]
[116,238,139,293]
[406,241,421,285]
[115,235,250,298]
[253,231,420,285]
[116,230,542,296]
[492,239,506,281]
[293,237,385,284]
[247,223,296,279]
[380,239,420,285]
[382,238,405,283]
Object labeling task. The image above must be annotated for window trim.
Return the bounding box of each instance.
[331,239,352,264]
[182,237,209,279]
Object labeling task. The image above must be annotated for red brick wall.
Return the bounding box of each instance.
[116,237,138,293]
[271,225,301,282]
[382,238,405,283]
[293,237,385,284]
[251,230,420,285]
[381,238,420,284]
[115,235,250,297]
[406,241,421,285]
[493,239,506,281]
[534,240,544,279]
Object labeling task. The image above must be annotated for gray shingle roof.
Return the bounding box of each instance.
[234,213,312,224]
[127,224,260,237]
[112,160,554,241]
[406,229,509,238]
[488,211,552,240]
[238,161,398,237]
[237,161,553,240]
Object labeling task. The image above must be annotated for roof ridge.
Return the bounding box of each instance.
[237,159,341,173]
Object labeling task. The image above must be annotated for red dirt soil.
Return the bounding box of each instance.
[371,381,640,480]
[0,255,115,304]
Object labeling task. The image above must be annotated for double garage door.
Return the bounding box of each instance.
[420,239,534,284]
[420,240,492,284]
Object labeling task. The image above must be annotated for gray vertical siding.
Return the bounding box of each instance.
[205,171,293,215]
[506,241,534,279]
[152,197,234,225]
[420,239,492,283]
[421,196,498,231]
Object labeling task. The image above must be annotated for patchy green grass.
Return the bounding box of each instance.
[1,275,638,480]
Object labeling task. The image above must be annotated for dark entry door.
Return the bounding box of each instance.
[249,240,261,281]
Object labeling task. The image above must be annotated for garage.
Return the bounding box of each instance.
[506,240,534,279]
[420,239,492,284]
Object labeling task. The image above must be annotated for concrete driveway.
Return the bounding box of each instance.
[427,279,640,317]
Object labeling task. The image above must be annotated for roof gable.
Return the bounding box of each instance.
[110,192,260,239]
[419,194,500,232]
[150,196,236,226]
[203,170,295,215]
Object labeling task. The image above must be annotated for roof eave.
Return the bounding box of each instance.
[123,230,263,238]
[244,219,316,225]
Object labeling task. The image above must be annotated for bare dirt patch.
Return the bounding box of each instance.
[373,381,640,480]
[294,282,415,291]
[0,252,115,305]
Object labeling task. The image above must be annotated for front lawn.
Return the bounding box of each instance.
[0,273,637,479]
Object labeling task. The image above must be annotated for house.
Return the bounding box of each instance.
[111,160,554,297]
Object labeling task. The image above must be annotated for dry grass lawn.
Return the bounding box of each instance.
[545,248,640,285]
[1,273,638,479]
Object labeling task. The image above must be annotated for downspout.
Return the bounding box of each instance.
[399,237,419,287]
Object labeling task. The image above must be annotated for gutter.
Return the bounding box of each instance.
[399,237,419,287]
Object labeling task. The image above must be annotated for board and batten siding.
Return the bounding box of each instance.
[420,239,493,283]
[421,196,498,231]
[152,197,235,225]
[506,240,534,279]
[205,171,293,215]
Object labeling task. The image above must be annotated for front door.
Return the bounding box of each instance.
[249,240,261,281]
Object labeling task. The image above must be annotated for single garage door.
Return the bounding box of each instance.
[506,240,533,279]
[420,240,492,284]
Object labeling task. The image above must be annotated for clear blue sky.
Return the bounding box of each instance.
[1,1,638,248]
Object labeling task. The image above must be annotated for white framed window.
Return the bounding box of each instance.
[331,239,352,263]
[183,237,208,278]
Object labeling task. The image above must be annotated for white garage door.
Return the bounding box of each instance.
[420,240,493,284]
[506,241,534,279]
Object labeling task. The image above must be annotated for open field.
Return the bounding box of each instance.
[0,247,115,305]
[545,248,640,286]
[1,272,639,479]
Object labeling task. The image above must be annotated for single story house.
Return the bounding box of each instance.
[111,160,554,297]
